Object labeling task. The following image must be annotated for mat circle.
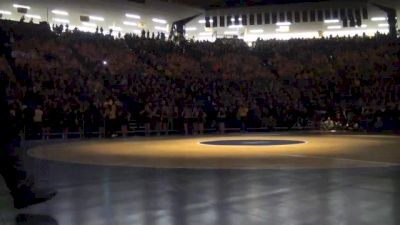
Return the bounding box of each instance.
[199,139,305,146]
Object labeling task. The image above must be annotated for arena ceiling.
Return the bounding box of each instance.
[170,0,328,9]
[168,0,399,9]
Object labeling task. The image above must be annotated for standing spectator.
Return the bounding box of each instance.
[238,104,249,132]
[33,106,43,139]
[198,107,207,135]
[217,106,226,134]
[120,107,131,138]
[373,116,384,132]
[140,103,152,136]
[153,105,162,136]
[182,105,192,135]
[167,103,178,132]
[161,102,169,135]
[192,106,199,135]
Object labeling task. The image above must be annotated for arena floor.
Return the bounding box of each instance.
[1,132,400,225]
[28,133,400,169]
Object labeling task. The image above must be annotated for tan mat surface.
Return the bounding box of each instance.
[28,134,400,169]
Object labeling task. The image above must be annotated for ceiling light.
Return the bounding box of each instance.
[77,26,96,33]
[53,18,70,23]
[249,29,264,33]
[198,19,213,24]
[276,26,290,32]
[224,31,238,35]
[51,9,68,16]
[185,27,197,31]
[371,17,387,21]
[324,19,340,24]
[125,13,140,19]
[0,10,12,15]
[13,4,30,9]
[89,15,104,21]
[152,18,167,24]
[25,14,41,19]
[155,26,168,31]
[276,22,291,26]
[228,25,243,29]
[123,21,138,26]
[109,26,122,31]
[199,32,212,36]
[82,22,97,27]
[327,25,342,29]
[378,23,389,27]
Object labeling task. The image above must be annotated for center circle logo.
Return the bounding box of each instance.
[199,140,305,146]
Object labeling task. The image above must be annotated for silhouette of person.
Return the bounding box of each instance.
[0,71,56,209]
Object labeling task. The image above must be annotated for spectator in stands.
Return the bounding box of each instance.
[140,103,152,136]
[217,106,227,134]
[0,19,399,139]
[182,105,192,135]
[373,117,384,132]
[238,104,249,132]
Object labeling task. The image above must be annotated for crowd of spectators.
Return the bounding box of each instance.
[0,19,399,139]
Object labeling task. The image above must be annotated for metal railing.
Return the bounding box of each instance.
[20,117,319,141]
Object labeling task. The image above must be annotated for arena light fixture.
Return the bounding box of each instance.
[249,29,264,33]
[378,23,389,27]
[109,26,122,31]
[228,25,243,29]
[198,19,213,24]
[125,13,140,19]
[324,19,340,24]
[25,14,41,19]
[51,9,68,16]
[361,24,368,28]
[155,26,168,31]
[199,32,212,36]
[224,31,238,35]
[13,4,30,9]
[123,21,138,26]
[327,25,342,29]
[53,18,70,23]
[276,22,291,26]
[184,27,197,31]
[276,26,290,32]
[89,15,104,21]
[77,26,96,33]
[152,18,167,24]
[132,29,141,34]
[371,17,387,21]
[82,22,97,27]
[0,10,12,15]
[324,28,388,37]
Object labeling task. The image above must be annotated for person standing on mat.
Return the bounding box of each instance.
[0,72,56,209]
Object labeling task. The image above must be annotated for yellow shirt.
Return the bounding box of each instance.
[238,107,248,117]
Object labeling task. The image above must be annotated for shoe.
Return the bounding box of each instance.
[13,188,57,209]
